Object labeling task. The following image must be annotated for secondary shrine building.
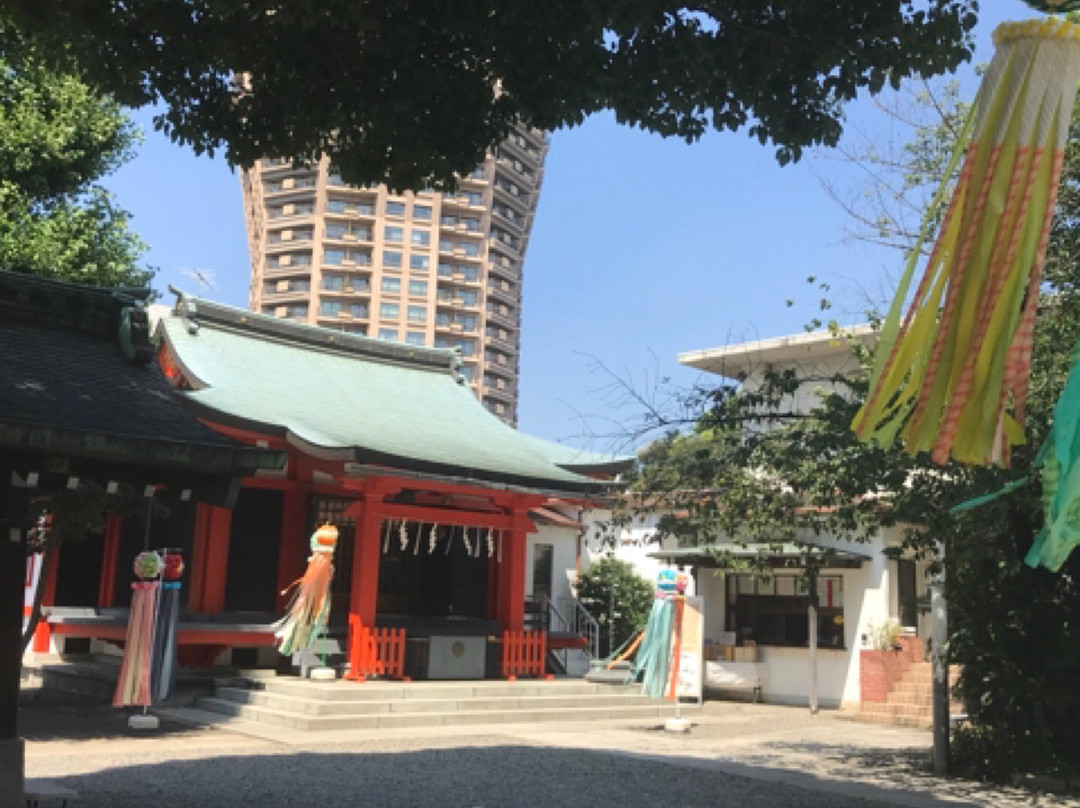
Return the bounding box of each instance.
[34,291,629,680]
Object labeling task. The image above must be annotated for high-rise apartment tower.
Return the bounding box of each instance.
[240,125,548,424]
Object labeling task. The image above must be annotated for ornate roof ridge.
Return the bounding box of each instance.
[168,287,461,376]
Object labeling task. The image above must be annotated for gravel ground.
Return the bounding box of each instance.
[21,696,1080,808]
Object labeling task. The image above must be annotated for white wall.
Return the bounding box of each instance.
[526,522,579,606]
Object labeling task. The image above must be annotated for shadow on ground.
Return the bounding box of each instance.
[37,744,994,808]
[20,692,206,742]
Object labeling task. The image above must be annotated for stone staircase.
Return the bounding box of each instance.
[193,676,686,732]
[856,662,961,729]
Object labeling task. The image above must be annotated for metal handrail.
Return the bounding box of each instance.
[555,596,601,661]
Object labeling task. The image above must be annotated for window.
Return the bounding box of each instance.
[321,274,344,291]
[458,340,475,357]
[352,250,372,266]
[383,250,402,268]
[726,574,845,649]
[356,202,375,216]
[414,205,432,220]
[464,191,483,206]
[379,303,400,320]
[458,315,477,332]
[324,249,346,265]
[408,280,428,297]
[327,199,348,214]
[405,332,425,346]
[384,226,404,243]
[381,277,401,294]
[378,328,398,341]
[462,217,481,232]
[459,365,475,382]
[461,266,479,282]
[319,301,342,317]
[435,312,451,327]
[386,201,406,217]
[439,240,454,253]
[325,222,347,239]
[348,303,368,319]
[409,255,430,271]
[461,242,480,257]
[411,229,430,247]
[437,263,454,277]
[288,253,312,267]
[284,304,308,320]
[459,290,478,306]
[407,305,427,323]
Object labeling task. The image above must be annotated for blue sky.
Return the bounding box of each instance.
[104,1,1031,452]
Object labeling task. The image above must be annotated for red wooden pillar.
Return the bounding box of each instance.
[347,499,383,627]
[497,517,530,632]
[32,545,60,653]
[275,488,309,611]
[97,514,122,609]
[188,503,232,613]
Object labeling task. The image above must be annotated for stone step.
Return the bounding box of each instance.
[237,676,615,702]
[851,709,932,730]
[195,695,683,732]
[212,685,663,717]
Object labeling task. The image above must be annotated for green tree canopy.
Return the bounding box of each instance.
[577,557,654,657]
[0,23,151,287]
[7,1,977,188]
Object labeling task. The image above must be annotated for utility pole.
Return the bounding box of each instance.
[931,542,949,775]
[806,560,819,715]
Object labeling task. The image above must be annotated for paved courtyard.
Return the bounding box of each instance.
[21,696,1080,808]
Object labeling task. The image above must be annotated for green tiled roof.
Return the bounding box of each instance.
[159,293,631,493]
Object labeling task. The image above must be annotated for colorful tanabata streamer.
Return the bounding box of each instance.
[113,582,158,707]
[853,19,1080,467]
[275,524,338,656]
[1026,339,1080,570]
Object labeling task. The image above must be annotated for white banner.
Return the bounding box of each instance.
[24,552,42,631]
[676,595,704,703]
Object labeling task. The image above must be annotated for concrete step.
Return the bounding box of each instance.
[212,685,664,717]
[239,676,614,702]
[195,695,683,732]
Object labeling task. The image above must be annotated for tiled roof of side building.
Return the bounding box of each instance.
[159,292,633,493]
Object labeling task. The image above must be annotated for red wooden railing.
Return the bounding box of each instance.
[345,616,409,681]
[502,630,551,680]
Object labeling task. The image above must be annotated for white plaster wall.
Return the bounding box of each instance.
[526,523,579,606]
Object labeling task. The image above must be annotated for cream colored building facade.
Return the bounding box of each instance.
[240,126,547,424]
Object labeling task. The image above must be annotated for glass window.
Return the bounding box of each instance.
[437,263,453,277]
[461,266,479,282]
[410,255,430,271]
[349,303,368,319]
[321,274,344,291]
[439,239,454,252]
[457,340,475,357]
[405,332,425,346]
[325,222,347,239]
[435,312,451,326]
[408,280,428,297]
[462,242,480,257]
[459,365,475,382]
[327,199,347,214]
[459,290,478,306]
[407,305,427,323]
[324,249,345,265]
[355,202,375,216]
[441,214,456,226]
[414,205,432,220]
[379,303,400,319]
[458,315,477,331]
[381,277,401,294]
[725,574,845,649]
[464,192,483,206]
[378,328,398,341]
[383,250,402,268]
[384,225,404,243]
[411,229,430,246]
[319,301,342,317]
[463,217,481,232]
[290,253,312,266]
[285,304,308,320]
[386,201,406,217]
[352,250,372,266]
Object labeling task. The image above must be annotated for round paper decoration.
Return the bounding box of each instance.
[310,523,339,554]
[162,550,185,580]
[133,551,162,580]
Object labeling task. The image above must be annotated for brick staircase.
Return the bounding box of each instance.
[190,675,688,732]
[856,661,962,729]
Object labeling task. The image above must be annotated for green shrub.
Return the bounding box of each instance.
[577,557,654,656]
